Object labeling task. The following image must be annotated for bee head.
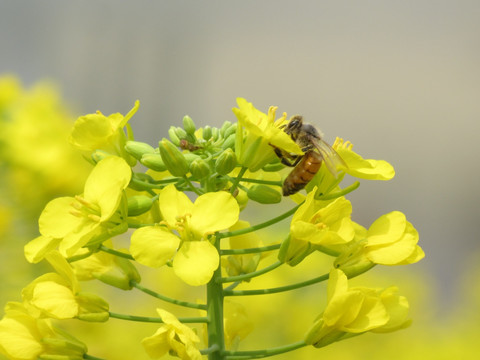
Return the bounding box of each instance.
[285,115,303,134]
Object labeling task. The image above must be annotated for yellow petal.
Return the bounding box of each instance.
[84,156,131,221]
[69,113,114,151]
[190,192,239,235]
[39,197,81,238]
[31,281,79,319]
[130,226,180,268]
[24,235,61,264]
[173,241,219,286]
[367,211,407,246]
[159,184,193,226]
[0,317,43,359]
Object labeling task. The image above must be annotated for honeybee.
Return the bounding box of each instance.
[274,115,345,196]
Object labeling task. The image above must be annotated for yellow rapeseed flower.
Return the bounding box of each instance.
[333,138,395,180]
[305,269,410,348]
[0,302,87,359]
[24,156,131,261]
[142,309,202,360]
[233,98,302,172]
[130,184,239,286]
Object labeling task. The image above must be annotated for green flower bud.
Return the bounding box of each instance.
[215,148,237,175]
[183,115,196,135]
[127,195,153,216]
[124,140,155,160]
[202,125,213,140]
[168,126,181,146]
[140,153,167,172]
[223,122,237,138]
[220,121,232,136]
[183,152,202,165]
[175,126,188,140]
[75,292,109,322]
[91,150,111,164]
[158,138,189,176]
[246,184,282,204]
[221,133,236,150]
[190,158,211,179]
[211,127,220,141]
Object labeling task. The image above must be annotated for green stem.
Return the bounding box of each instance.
[220,243,280,256]
[317,181,360,200]
[207,237,226,359]
[230,167,248,194]
[131,281,207,310]
[109,311,208,324]
[99,245,134,260]
[219,261,283,284]
[217,203,302,240]
[127,222,157,228]
[224,272,329,296]
[226,176,283,187]
[201,345,221,356]
[223,340,307,359]
[67,250,94,263]
[183,175,204,195]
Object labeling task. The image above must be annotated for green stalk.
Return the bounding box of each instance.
[226,176,283,187]
[223,340,307,359]
[207,236,226,359]
[220,243,281,255]
[217,203,302,240]
[317,181,360,200]
[219,261,282,284]
[224,272,329,297]
[230,167,248,194]
[131,281,207,310]
[109,311,208,324]
[99,245,135,260]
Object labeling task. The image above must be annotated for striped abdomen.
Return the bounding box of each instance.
[282,151,322,196]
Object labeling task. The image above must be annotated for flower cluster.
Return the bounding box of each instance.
[0,95,423,360]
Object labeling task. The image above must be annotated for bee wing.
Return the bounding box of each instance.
[313,140,347,176]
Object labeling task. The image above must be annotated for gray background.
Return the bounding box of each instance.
[1,0,479,311]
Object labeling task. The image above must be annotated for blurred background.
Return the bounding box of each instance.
[1,1,479,359]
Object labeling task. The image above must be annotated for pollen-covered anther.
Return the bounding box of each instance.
[314,222,327,230]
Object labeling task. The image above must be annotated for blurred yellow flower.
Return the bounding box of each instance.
[0,76,90,214]
[0,302,87,360]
